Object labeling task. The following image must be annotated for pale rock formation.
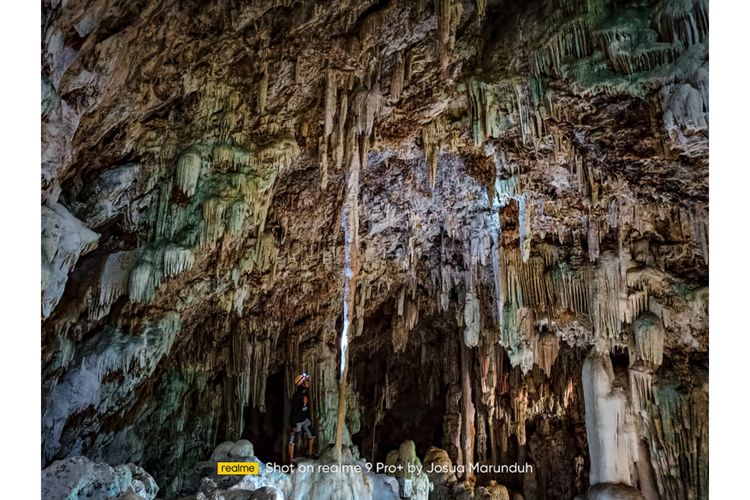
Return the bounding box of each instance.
[41,456,158,500]
[41,0,708,498]
[41,202,99,318]
[384,440,433,500]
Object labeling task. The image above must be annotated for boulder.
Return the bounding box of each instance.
[42,456,158,500]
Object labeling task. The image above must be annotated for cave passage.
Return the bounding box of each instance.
[40,0,709,498]
[242,370,286,463]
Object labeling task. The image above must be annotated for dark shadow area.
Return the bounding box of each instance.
[350,306,451,464]
[242,370,285,463]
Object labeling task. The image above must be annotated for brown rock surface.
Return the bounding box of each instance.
[41,0,708,498]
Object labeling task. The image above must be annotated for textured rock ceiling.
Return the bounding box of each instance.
[41,0,708,498]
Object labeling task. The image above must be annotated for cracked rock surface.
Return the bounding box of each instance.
[42,0,708,498]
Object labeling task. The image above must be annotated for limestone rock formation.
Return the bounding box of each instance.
[41,456,158,500]
[384,440,433,500]
[41,0,708,498]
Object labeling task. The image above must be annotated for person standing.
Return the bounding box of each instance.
[288,373,318,463]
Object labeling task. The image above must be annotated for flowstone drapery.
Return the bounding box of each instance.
[42,0,707,498]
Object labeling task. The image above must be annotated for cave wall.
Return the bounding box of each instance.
[42,0,708,498]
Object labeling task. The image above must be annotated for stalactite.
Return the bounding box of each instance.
[211,142,242,170]
[655,0,709,49]
[389,51,404,101]
[404,48,415,83]
[689,203,709,265]
[436,0,451,76]
[490,210,504,332]
[422,117,444,190]
[466,78,508,146]
[501,249,547,315]
[512,387,528,447]
[546,262,589,316]
[587,216,600,263]
[324,68,337,138]
[588,252,623,346]
[352,86,384,139]
[163,244,194,278]
[232,284,248,316]
[391,315,409,354]
[435,0,462,77]
[516,195,531,261]
[258,62,269,115]
[227,201,246,235]
[94,251,136,319]
[476,0,487,20]
[320,68,338,189]
[175,151,202,197]
[535,332,560,377]
[630,312,665,368]
[129,261,157,303]
[354,280,368,339]
[645,379,709,500]
[628,366,652,414]
[334,93,349,170]
[405,298,419,331]
[531,17,590,79]
[200,197,226,246]
[463,290,481,347]
[624,289,649,325]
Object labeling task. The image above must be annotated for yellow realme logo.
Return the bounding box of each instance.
[216,462,259,475]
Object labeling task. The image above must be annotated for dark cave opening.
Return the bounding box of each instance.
[350,308,452,465]
[370,372,447,464]
[241,370,286,463]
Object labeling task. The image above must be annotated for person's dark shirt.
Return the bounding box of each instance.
[290,386,310,424]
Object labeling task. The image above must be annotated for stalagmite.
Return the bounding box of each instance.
[582,352,638,487]
[460,341,475,482]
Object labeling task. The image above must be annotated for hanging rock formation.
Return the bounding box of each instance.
[42,0,708,498]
